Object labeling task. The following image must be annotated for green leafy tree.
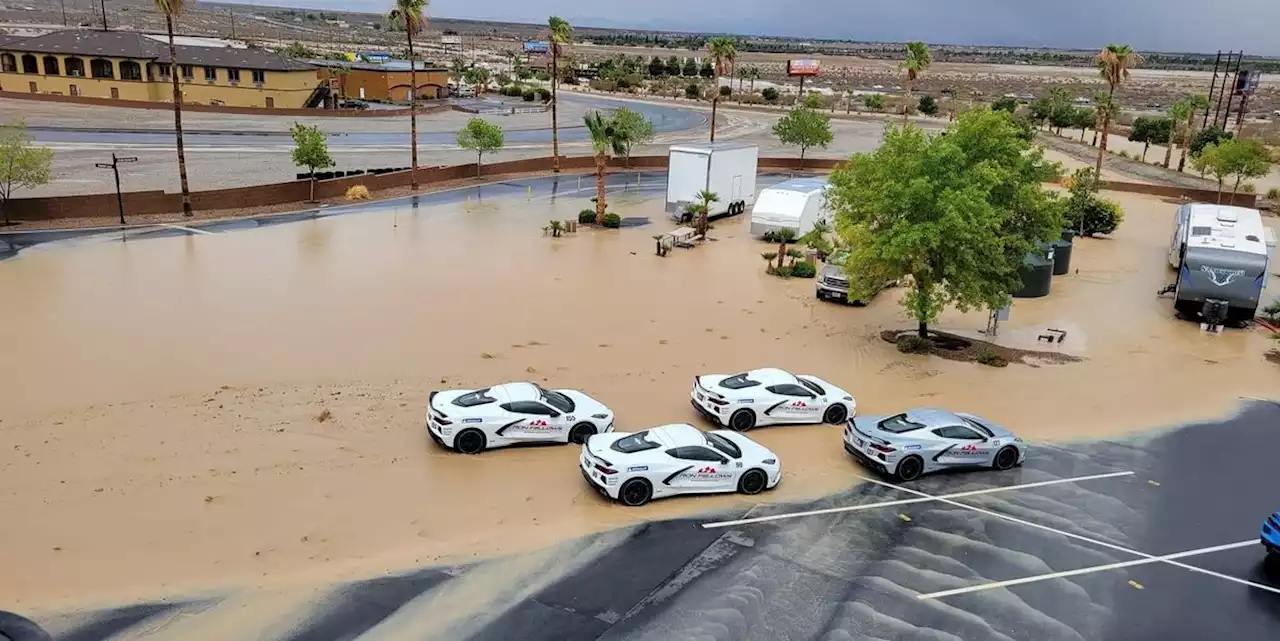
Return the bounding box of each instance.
[1073,107,1096,141]
[1094,43,1143,177]
[1191,143,1231,201]
[282,41,316,58]
[1064,168,1124,236]
[545,16,573,173]
[772,106,833,168]
[1042,87,1073,134]
[863,93,886,110]
[917,95,939,116]
[685,83,702,100]
[991,96,1018,113]
[699,60,714,78]
[0,122,54,226]
[900,41,932,125]
[155,0,194,216]
[803,92,826,109]
[456,117,505,177]
[1175,94,1210,172]
[648,56,666,77]
[827,109,1065,338]
[1128,117,1173,162]
[290,122,335,202]
[584,111,630,224]
[762,86,779,103]
[682,57,698,76]
[610,107,655,167]
[745,65,760,92]
[666,55,681,76]
[1197,138,1272,198]
[463,65,491,95]
[387,0,429,191]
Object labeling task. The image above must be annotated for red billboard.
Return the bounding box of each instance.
[787,59,820,77]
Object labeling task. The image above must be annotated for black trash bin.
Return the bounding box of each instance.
[1014,249,1054,298]
[1051,230,1074,276]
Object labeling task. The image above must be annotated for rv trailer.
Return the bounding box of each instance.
[1167,203,1276,324]
[749,178,831,238]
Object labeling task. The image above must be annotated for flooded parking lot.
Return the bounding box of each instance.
[1,175,1278,612]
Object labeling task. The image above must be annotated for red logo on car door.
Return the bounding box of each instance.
[790,401,808,408]
[697,466,718,474]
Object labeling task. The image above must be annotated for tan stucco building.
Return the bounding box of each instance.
[313,60,449,103]
[0,30,323,108]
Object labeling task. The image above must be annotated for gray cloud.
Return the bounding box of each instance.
[219,0,1280,55]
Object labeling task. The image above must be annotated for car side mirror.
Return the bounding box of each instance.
[548,410,561,418]
[718,457,729,465]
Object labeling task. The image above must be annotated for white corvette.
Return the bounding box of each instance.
[427,382,614,454]
[580,423,781,506]
[690,368,857,431]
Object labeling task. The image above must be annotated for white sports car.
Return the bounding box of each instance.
[427,382,614,454]
[580,423,781,506]
[690,368,857,431]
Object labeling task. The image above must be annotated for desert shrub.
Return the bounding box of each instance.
[1262,300,1280,322]
[719,85,732,97]
[579,209,596,224]
[917,95,939,116]
[771,264,795,278]
[1117,150,1130,159]
[522,88,536,101]
[761,87,779,103]
[1241,183,1257,194]
[991,96,1018,113]
[863,93,886,110]
[761,251,778,262]
[685,83,701,99]
[896,334,936,354]
[975,347,1009,367]
[602,213,622,228]
[535,71,551,82]
[536,87,551,101]
[1267,187,1280,200]
[791,260,818,278]
[345,185,370,200]
[1069,198,1124,236]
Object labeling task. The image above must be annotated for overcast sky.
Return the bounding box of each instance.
[220,0,1280,55]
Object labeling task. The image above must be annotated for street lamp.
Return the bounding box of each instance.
[95,154,138,225]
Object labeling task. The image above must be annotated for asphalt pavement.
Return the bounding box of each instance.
[6,400,1278,641]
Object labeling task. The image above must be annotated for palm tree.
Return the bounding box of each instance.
[1177,93,1210,172]
[547,16,573,173]
[747,65,760,93]
[693,189,719,238]
[1164,100,1189,169]
[900,41,932,126]
[706,36,736,141]
[1093,43,1143,177]
[737,66,748,92]
[388,0,428,191]
[584,111,627,224]
[154,0,193,217]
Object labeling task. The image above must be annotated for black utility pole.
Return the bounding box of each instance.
[1203,51,1222,129]
[60,0,67,27]
[100,0,109,32]
[96,154,138,225]
[229,7,237,39]
[1222,52,1245,129]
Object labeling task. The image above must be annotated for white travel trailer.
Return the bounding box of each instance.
[665,143,759,221]
[1167,203,1276,324]
[749,178,831,237]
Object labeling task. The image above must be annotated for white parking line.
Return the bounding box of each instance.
[855,477,1280,597]
[918,540,1259,599]
[159,223,215,236]
[700,471,1134,529]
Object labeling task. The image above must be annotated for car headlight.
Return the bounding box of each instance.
[591,413,610,419]
[762,458,777,465]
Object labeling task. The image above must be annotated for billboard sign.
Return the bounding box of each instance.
[523,41,550,54]
[440,35,462,45]
[1237,69,1262,95]
[787,59,820,77]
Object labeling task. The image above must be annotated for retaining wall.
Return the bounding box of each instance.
[5,154,1252,221]
[0,90,450,118]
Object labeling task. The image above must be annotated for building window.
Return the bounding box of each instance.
[265,97,274,108]
[251,70,265,84]
[69,84,79,96]
[42,55,59,75]
[0,53,15,73]
[204,66,216,82]
[154,63,169,80]
[21,54,38,74]
[29,81,38,93]
[110,87,119,100]
[89,58,114,79]
[120,61,142,81]
[180,64,194,80]
[65,57,85,77]
[227,68,241,83]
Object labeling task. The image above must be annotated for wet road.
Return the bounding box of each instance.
[23,95,707,148]
[9,400,1278,641]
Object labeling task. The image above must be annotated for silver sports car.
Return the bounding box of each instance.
[843,408,1027,481]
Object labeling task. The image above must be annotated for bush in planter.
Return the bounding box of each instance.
[896,334,936,354]
[578,209,596,224]
[684,83,701,99]
[522,89,536,101]
[975,346,1009,367]
[761,87,779,103]
[536,87,551,101]
[1069,198,1124,236]
[772,264,795,278]
[1262,299,1280,322]
[1267,187,1280,200]
[719,85,732,97]
[602,213,622,228]
[791,260,818,278]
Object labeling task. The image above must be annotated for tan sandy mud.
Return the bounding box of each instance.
[1,186,1277,612]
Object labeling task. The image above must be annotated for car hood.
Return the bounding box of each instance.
[819,263,847,280]
[558,389,611,418]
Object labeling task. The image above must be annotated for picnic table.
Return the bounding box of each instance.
[655,226,702,256]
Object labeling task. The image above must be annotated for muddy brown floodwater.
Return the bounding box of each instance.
[1,184,1278,614]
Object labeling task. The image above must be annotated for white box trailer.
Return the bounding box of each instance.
[665,142,759,222]
[750,177,831,238]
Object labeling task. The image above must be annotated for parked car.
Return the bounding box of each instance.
[427,382,614,454]
[691,368,856,431]
[1263,510,1280,557]
[580,424,781,506]
[339,100,369,110]
[816,251,892,305]
[844,408,1027,481]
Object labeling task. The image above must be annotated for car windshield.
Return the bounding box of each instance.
[719,374,760,390]
[611,431,660,454]
[704,432,742,459]
[536,386,575,413]
[452,388,497,407]
[878,413,927,434]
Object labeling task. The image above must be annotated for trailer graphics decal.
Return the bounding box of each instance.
[1201,265,1245,287]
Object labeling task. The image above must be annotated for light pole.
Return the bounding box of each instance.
[95,154,138,225]
[99,0,109,32]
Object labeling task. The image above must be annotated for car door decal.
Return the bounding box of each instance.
[763,400,788,416]
[663,466,693,486]
[495,419,523,436]
[932,445,954,462]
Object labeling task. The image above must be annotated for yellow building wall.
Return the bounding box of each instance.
[0,51,320,108]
